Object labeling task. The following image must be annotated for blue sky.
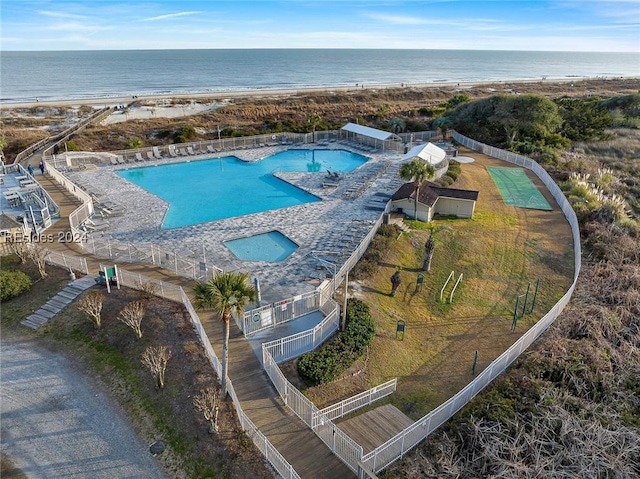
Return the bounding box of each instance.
[2,0,639,52]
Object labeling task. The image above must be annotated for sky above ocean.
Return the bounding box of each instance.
[1,1,639,52]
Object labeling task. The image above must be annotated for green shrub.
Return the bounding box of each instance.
[64,140,79,151]
[297,298,375,386]
[0,269,33,301]
[377,223,401,238]
[125,137,143,149]
[173,126,196,143]
[439,175,455,186]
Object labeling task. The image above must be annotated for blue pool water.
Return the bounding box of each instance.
[117,149,367,228]
[225,231,299,262]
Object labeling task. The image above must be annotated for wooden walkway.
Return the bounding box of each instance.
[29,158,354,478]
[338,404,413,454]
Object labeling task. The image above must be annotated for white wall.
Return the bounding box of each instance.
[433,197,476,218]
[390,199,431,222]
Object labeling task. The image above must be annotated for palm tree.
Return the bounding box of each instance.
[192,271,255,397]
[399,158,436,221]
[389,118,406,135]
[307,113,322,142]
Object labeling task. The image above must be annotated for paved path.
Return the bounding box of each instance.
[0,336,169,479]
[21,275,95,329]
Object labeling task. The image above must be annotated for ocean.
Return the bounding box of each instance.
[1,49,639,103]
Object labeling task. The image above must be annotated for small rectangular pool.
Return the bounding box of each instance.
[117,149,367,228]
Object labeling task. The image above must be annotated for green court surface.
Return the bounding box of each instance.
[487,167,552,211]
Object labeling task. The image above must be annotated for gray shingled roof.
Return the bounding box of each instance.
[391,182,479,207]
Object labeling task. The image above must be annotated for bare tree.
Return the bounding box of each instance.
[141,345,172,389]
[7,236,30,264]
[28,243,48,278]
[118,300,146,338]
[76,290,105,328]
[134,279,159,302]
[193,386,221,433]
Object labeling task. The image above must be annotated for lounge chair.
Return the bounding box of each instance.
[186,146,195,155]
[169,146,178,157]
[179,148,188,156]
[134,152,143,162]
[116,155,125,164]
[207,145,217,153]
[147,151,155,161]
[153,146,163,159]
[110,157,118,165]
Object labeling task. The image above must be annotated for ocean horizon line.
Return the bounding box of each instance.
[3,48,638,54]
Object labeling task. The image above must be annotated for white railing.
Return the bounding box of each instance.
[43,248,89,275]
[358,132,582,473]
[226,379,301,479]
[317,378,398,421]
[261,303,339,364]
[84,238,222,281]
[323,213,385,298]
[43,159,94,238]
[262,340,364,474]
[243,290,321,336]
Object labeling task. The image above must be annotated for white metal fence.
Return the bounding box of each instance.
[357,132,582,473]
[261,301,340,364]
[83,238,222,281]
[318,378,397,422]
[262,335,364,474]
[43,159,94,237]
[242,290,321,336]
[43,248,89,275]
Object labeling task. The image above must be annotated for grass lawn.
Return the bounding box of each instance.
[302,147,575,420]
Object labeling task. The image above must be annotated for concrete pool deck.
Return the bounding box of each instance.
[66,143,407,302]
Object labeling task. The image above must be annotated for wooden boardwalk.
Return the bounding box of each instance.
[31,164,354,478]
[338,404,413,454]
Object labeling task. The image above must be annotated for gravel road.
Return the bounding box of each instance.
[1,335,169,479]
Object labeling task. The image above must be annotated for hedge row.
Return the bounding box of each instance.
[297,298,375,386]
[435,159,462,187]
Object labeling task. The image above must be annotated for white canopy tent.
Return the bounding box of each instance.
[401,142,447,166]
[340,123,401,150]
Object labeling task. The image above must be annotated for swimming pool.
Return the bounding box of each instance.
[118,149,367,228]
[225,231,299,262]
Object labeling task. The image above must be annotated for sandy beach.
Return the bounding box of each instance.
[1,77,593,110]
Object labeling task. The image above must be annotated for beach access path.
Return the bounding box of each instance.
[19,159,354,478]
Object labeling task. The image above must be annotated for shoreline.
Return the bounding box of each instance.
[3,76,632,110]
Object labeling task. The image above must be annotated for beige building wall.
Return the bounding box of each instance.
[433,197,476,218]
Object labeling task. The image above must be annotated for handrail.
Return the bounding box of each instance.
[318,378,398,421]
